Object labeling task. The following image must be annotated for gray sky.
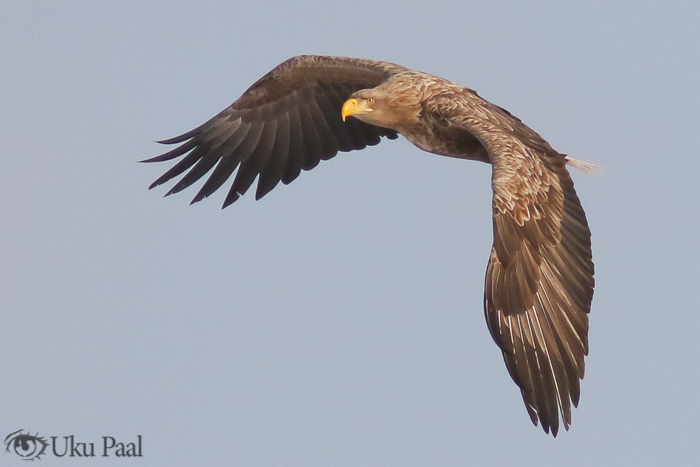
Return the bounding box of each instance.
[2,1,699,465]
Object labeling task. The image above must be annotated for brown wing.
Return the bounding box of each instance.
[485,145,594,436]
[142,55,407,207]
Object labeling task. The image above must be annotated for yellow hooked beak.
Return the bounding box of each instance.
[341,98,372,121]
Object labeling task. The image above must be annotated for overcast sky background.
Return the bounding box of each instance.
[2,1,699,465]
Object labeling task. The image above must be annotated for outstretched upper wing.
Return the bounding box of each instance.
[143,55,407,207]
[485,135,594,436]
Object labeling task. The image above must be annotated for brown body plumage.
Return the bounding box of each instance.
[144,55,594,436]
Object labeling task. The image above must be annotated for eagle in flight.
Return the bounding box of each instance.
[144,55,595,436]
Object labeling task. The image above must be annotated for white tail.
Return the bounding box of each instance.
[564,156,600,173]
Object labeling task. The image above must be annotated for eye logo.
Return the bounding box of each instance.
[4,429,49,461]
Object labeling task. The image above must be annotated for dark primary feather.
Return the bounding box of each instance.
[142,56,404,206]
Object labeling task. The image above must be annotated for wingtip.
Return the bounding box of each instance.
[222,192,240,209]
[155,127,201,145]
[140,155,162,164]
[164,185,184,197]
[254,187,269,202]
